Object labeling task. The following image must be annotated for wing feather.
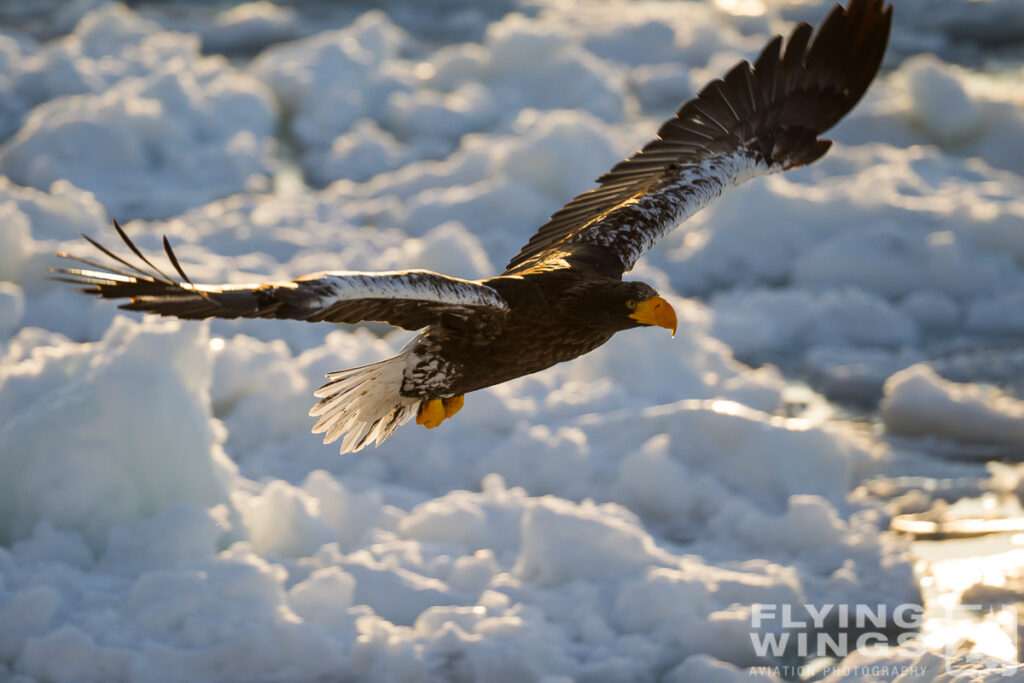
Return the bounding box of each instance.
[54,224,508,332]
[503,0,892,275]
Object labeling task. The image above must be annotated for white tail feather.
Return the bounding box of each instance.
[309,351,418,453]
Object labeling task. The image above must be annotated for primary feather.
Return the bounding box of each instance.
[55,221,508,332]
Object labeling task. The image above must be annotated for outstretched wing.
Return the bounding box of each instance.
[504,0,892,276]
[54,221,509,331]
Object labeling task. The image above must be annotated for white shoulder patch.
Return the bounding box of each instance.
[314,270,509,310]
[570,149,775,272]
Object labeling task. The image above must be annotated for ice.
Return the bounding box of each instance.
[236,479,335,557]
[0,201,32,282]
[0,317,236,548]
[399,494,489,548]
[198,2,304,56]
[793,227,1020,301]
[0,5,277,219]
[629,62,693,111]
[516,497,668,585]
[899,290,961,330]
[1,6,173,131]
[0,282,24,342]
[1,0,1023,680]
[0,176,107,241]
[21,624,134,682]
[0,585,61,661]
[967,289,1024,334]
[805,346,924,404]
[249,6,633,186]
[881,364,1024,445]
[838,56,1024,177]
[0,35,28,141]
[328,548,454,627]
[903,55,983,143]
[302,120,412,187]
[476,12,628,121]
[711,288,919,362]
[287,566,356,629]
[248,11,409,150]
[100,505,226,576]
[664,654,781,683]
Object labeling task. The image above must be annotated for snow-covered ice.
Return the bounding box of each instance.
[882,364,1024,446]
[1,0,1024,681]
[0,5,277,219]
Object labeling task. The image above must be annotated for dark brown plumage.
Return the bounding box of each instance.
[54,0,891,453]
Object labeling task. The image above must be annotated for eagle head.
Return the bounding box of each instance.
[623,282,677,337]
[566,280,677,337]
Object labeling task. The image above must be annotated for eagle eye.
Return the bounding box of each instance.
[626,299,638,311]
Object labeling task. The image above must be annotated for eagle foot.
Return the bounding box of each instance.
[416,395,465,429]
[443,394,464,418]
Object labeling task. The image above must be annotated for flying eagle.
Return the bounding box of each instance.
[55,0,892,453]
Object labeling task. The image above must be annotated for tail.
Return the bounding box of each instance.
[308,350,419,454]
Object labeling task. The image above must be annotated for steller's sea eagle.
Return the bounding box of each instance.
[54,0,892,453]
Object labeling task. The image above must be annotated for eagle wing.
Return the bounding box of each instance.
[54,221,509,332]
[504,0,892,276]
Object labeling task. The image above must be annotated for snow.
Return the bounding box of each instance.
[0,0,1023,680]
[0,5,278,219]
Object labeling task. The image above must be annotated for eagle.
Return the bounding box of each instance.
[54,0,892,453]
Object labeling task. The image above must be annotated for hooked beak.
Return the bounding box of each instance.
[629,295,677,337]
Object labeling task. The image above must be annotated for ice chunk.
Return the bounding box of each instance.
[249,12,409,149]
[793,227,1019,301]
[100,504,227,575]
[967,289,1024,335]
[0,585,62,661]
[399,494,488,548]
[805,345,924,404]
[0,177,107,242]
[16,624,128,682]
[302,120,411,186]
[712,288,919,362]
[1,40,276,219]
[237,479,335,558]
[0,317,237,549]
[516,497,670,585]
[288,566,357,630]
[664,654,780,683]
[904,55,982,144]
[881,364,1024,444]
[0,202,32,282]
[0,282,24,342]
[200,2,303,55]
[11,521,93,569]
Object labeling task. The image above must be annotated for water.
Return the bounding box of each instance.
[915,532,1024,666]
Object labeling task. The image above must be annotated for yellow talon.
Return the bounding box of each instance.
[416,398,446,429]
[442,394,464,418]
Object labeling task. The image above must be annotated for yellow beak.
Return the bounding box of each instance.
[629,295,677,337]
